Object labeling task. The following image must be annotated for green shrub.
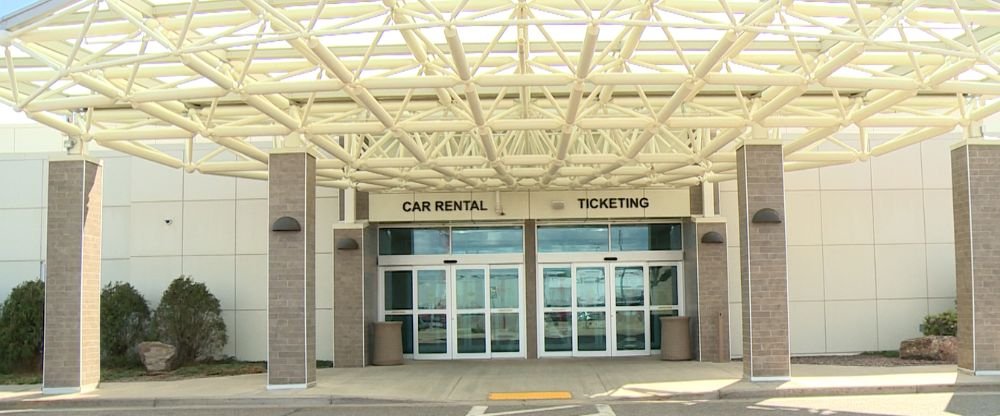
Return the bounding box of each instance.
[101,282,151,366]
[922,310,957,336]
[0,280,45,373]
[153,276,227,365]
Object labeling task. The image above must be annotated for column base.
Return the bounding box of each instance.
[266,381,317,391]
[42,383,98,395]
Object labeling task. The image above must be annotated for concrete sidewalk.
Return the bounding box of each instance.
[2,358,999,410]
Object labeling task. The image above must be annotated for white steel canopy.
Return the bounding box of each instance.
[0,0,998,191]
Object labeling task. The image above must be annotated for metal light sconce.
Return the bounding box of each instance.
[701,231,725,244]
[752,208,782,224]
[271,216,301,232]
[336,238,359,250]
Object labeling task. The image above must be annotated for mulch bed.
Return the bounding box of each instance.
[791,355,954,367]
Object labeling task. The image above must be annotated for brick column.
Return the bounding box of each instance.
[43,158,102,394]
[267,151,316,389]
[695,219,730,362]
[952,142,1000,375]
[736,143,790,381]
[332,223,377,367]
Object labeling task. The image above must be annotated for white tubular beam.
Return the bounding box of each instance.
[870,126,955,157]
[97,140,184,168]
[702,181,716,218]
[344,188,356,223]
[26,112,83,137]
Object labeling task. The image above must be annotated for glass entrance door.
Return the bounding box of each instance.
[539,262,680,357]
[380,264,524,359]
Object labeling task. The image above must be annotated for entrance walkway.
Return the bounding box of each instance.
[1,357,999,410]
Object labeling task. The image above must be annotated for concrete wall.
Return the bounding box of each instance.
[0,119,984,360]
[0,128,339,361]
[721,136,958,356]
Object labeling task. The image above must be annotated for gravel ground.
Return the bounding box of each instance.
[791,354,954,367]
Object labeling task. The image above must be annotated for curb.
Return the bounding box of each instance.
[3,383,999,410]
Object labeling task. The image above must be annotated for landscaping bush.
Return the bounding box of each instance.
[153,276,227,365]
[101,282,151,366]
[0,280,45,373]
[922,310,957,336]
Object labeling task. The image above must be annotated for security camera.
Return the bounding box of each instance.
[164,219,173,225]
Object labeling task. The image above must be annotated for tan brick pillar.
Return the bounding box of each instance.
[687,218,730,363]
[43,158,102,394]
[951,142,1000,375]
[332,223,376,367]
[267,151,316,389]
[736,143,790,381]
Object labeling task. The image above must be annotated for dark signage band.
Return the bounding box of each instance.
[578,197,650,209]
[402,200,488,212]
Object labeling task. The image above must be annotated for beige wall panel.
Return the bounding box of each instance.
[929,298,956,314]
[825,300,878,353]
[414,192,473,221]
[13,126,62,153]
[923,190,954,244]
[529,191,585,219]
[368,193,416,222]
[129,256,182,307]
[921,139,954,189]
[185,150,236,200]
[585,189,646,218]
[823,245,876,301]
[870,145,923,189]
[926,243,956,298]
[872,190,925,244]
[235,310,267,361]
[102,259,129,286]
[718,191,739,247]
[641,189,690,218]
[183,255,236,310]
[787,246,824,301]
[235,199,267,255]
[875,244,927,299]
[317,309,333,361]
[877,299,926,350]
[789,301,826,354]
[820,191,874,245]
[0,208,42,261]
[785,191,822,246]
[131,154,182,202]
[235,254,266,310]
[236,177,267,199]
[819,161,871,190]
[0,127,13,152]
[101,157,131,206]
[129,202,183,256]
[0,261,42,300]
[316,197,339,253]
[102,206,130,259]
[0,159,43,208]
[718,179,736,192]
[183,200,236,255]
[728,303,742,358]
[471,191,529,220]
[222,310,236,356]
[316,253,333,309]
[784,169,819,191]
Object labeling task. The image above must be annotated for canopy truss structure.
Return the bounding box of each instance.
[1,0,999,191]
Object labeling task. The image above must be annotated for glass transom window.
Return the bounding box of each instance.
[538,223,682,253]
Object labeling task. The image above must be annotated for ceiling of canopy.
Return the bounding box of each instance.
[0,0,998,191]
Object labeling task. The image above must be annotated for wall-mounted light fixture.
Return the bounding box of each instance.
[701,231,725,244]
[271,216,302,232]
[752,208,782,224]
[336,237,359,250]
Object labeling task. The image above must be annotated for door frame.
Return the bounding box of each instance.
[377,263,526,360]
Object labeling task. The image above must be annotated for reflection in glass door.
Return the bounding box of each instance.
[380,265,524,359]
[538,262,681,357]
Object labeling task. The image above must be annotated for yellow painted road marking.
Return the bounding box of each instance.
[487,391,573,400]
